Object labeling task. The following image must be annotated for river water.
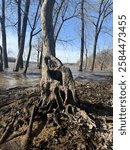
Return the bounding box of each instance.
[0,63,112,89]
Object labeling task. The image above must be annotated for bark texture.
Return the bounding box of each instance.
[1,0,8,68]
[14,0,30,71]
[79,0,85,72]
[0,46,3,71]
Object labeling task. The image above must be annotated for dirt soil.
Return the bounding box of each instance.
[0,78,113,150]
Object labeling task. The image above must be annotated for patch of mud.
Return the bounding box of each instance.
[0,79,113,150]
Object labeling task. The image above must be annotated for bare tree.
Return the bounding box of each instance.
[89,0,113,71]
[96,49,113,71]
[32,35,43,69]
[14,0,22,67]
[23,1,41,74]
[0,0,8,68]
[0,45,3,71]
[79,0,85,71]
[53,0,78,56]
[14,0,30,71]
[84,34,88,70]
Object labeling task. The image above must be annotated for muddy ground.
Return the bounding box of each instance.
[0,76,113,150]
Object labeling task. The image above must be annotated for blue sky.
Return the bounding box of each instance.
[0,0,113,63]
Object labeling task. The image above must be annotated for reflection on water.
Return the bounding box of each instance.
[0,72,41,89]
[0,63,112,89]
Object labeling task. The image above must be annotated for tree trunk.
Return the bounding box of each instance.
[0,46,3,71]
[14,0,30,71]
[23,1,40,74]
[79,0,85,72]
[17,0,23,68]
[39,49,42,69]
[37,51,40,67]
[85,53,87,70]
[101,62,104,71]
[17,0,21,52]
[1,0,8,68]
[23,32,33,74]
[84,35,88,70]
[90,0,112,71]
[91,33,98,71]
[41,0,55,56]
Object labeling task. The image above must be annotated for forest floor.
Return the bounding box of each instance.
[0,73,113,150]
[0,63,113,149]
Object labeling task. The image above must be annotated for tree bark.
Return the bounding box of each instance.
[17,0,23,68]
[90,0,112,71]
[41,0,55,56]
[79,0,85,72]
[23,31,33,74]
[91,33,98,71]
[23,1,40,74]
[1,0,8,68]
[0,46,3,71]
[39,48,43,69]
[84,49,88,70]
[17,0,21,53]
[14,0,30,71]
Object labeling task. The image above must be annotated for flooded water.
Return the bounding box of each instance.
[0,72,41,89]
[0,63,41,89]
[0,63,112,89]
[67,65,112,81]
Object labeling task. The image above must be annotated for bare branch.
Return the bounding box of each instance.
[32,29,42,37]
[53,0,65,30]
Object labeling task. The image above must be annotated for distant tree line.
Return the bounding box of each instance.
[81,49,113,71]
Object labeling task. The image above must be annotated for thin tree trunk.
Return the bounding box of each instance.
[39,49,42,69]
[91,33,98,71]
[17,0,21,51]
[79,0,85,72]
[84,50,87,70]
[37,51,40,67]
[90,0,112,71]
[1,0,8,68]
[84,35,87,70]
[23,32,33,74]
[14,0,30,71]
[0,46,3,71]
[23,1,40,74]
[17,0,23,68]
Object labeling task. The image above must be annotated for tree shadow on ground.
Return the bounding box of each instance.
[80,100,113,116]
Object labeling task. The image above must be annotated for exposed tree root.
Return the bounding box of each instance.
[21,104,36,149]
[0,76,113,150]
[0,117,15,144]
[38,54,96,139]
[0,55,97,150]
